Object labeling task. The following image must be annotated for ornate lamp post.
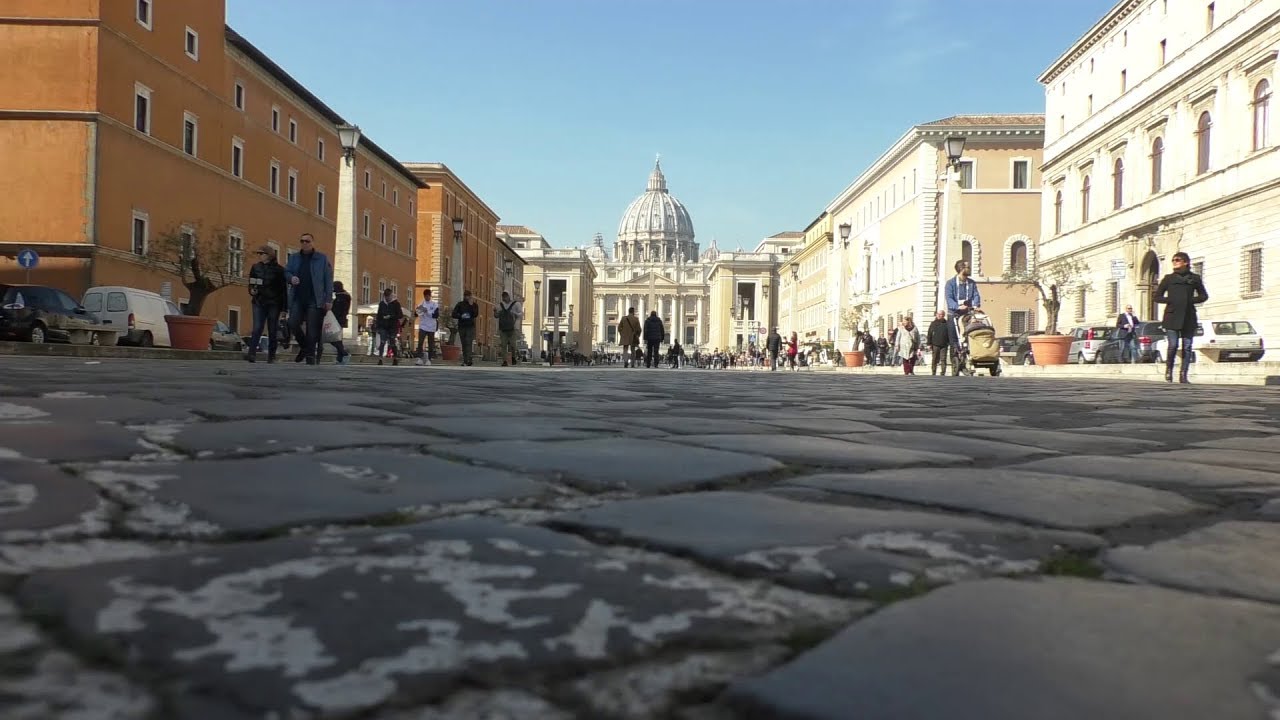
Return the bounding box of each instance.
[789,264,799,338]
[334,124,361,343]
[938,135,967,310]
[533,279,542,363]
[567,304,574,352]
[836,222,852,351]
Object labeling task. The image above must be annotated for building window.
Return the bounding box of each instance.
[228,232,244,277]
[131,211,148,255]
[1105,280,1119,316]
[1192,259,1205,277]
[1244,245,1263,295]
[133,83,151,134]
[1059,114,1065,135]
[287,169,298,203]
[1010,241,1028,272]
[271,106,280,133]
[1150,137,1164,193]
[184,27,199,60]
[1112,158,1124,210]
[1080,174,1091,223]
[409,198,414,214]
[182,112,198,156]
[957,160,974,189]
[1075,288,1087,320]
[227,307,240,333]
[1254,80,1271,151]
[381,181,387,198]
[1206,2,1215,31]
[1120,69,1127,93]
[361,273,371,304]
[316,186,325,217]
[379,221,387,244]
[1159,39,1167,65]
[288,119,298,144]
[1054,190,1063,233]
[1196,111,1212,175]
[407,235,415,256]
[1009,310,1029,335]
[363,170,371,189]
[269,161,280,195]
[391,226,398,250]
[378,278,386,296]
[234,81,245,111]
[362,211,370,238]
[393,188,399,207]
[1012,160,1030,189]
[317,138,325,161]
[960,240,973,268]
[136,0,151,29]
[231,137,244,178]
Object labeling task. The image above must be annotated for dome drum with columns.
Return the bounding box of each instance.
[615,160,698,264]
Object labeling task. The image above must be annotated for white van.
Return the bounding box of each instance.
[81,286,175,347]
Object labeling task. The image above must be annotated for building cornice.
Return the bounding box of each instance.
[1038,0,1143,85]
[402,162,500,221]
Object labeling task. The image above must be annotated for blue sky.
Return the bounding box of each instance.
[226,0,1115,250]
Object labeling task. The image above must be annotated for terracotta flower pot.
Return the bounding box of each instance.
[440,344,462,362]
[843,350,865,367]
[164,315,216,351]
[1027,334,1073,366]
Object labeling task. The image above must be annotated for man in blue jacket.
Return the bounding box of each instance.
[284,233,333,365]
[944,259,982,358]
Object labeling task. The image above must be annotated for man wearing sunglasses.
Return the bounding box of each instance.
[284,233,333,365]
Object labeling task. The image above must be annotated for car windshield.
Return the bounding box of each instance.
[1212,321,1255,335]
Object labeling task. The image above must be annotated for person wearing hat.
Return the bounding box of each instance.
[246,244,286,363]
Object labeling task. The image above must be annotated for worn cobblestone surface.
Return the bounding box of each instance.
[1,357,1279,719]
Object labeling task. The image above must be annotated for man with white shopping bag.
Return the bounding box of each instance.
[316,281,352,365]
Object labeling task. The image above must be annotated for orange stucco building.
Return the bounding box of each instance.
[0,0,420,336]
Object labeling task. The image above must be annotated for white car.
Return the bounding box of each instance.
[1197,320,1265,362]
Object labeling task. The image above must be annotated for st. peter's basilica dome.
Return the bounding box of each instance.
[615,159,697,263]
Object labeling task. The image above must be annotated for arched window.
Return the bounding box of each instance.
[961,240,973,267]
[1054,190,1063,233]
[889,256,895,283]
[1010,241,1028,273]
[1080,175,1091,223]
[1254,80,1271,150]
[1112,158,1125,210]
[1150,137,1164,193]
[899,250,906,281]
[1196,111,1212,175]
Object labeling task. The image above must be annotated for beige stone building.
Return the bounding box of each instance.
[778,215,834,345]
[503,226,596,356]
[1038,0,1278,349]
[826,114,1046,347]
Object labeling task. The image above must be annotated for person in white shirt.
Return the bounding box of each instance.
[494,291,524,367]
[414,289,440,366]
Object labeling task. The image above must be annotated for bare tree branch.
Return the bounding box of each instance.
[138,222,241,316]
[1002,257,1092,335]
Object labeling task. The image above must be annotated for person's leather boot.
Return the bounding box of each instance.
[1179,352,1191,384]
[1165,355,1175,383]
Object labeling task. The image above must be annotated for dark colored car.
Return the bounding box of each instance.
[0,284,114,344]
[1007,330,1045,365]
[1095,321,1166,363]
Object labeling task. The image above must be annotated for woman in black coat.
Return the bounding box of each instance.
[1154,251,1209,384]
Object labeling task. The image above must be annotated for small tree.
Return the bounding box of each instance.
[142,222,240,316]
[1003,257,1092,335]
[840,306,869,349]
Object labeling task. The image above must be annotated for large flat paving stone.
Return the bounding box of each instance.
[1192,436,1280,453]
[1010,455,1280,492]
[0,423,144,462]
[0,462,103,538]
[664,435,966,470]
[786,468,1205,530]
[17,518,861,719]
[194,399,408,421]
[440,438,782,493]
[392,416,660,441]
[1137,448,1280,474]
[171,420,440,458]
[412,401,596,418]
[957,427,1164,455]
[1068,418,1280,435]
[2,396,194,424]
[85,449,546,536]
[758,417,882,434]
[626,416,796,435]
[723,577,1280,720]
[550,492,1100,597]
[1104,521,1280,604]
[831,431,1055,462]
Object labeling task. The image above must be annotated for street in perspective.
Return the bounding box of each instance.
[3,0,1280,718]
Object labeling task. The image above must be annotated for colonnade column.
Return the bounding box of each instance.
[695,295,703,346]
[597,295,605,344]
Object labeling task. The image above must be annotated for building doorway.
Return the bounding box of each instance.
[1140,251,1160,320]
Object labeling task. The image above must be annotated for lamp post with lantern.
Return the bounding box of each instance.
[835,221,852,352]
[532,279,542,364]
[789,263,799,339]
[334,124,362,343]
[938,135,967,311]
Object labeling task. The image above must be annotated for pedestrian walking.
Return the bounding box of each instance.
[413,289,440,366]
[618,307,642,368]
[766,327,782,371]
[1115,304,1141,364]
[643,310,664,368]
[926,310,950,375]
[494,292,523,367]
[284,232,333,365]
[451,289,480,366]
[786,332,799,370]
[374,288,403,366]
[246,244,286,363]
[895,316,921,375]
[320,281,352,365]
[1155,251,1209,384]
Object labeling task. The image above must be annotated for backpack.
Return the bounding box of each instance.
[498,302,516,331]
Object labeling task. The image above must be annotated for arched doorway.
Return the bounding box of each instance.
[1140,251,1160,320]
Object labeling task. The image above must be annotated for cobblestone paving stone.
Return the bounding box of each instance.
[0,357,1279,719]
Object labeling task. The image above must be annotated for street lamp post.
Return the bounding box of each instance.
[451,218,464,303]
[567,304,574,353]
[938,135,967,311]
[533,279,542,363]
[789,264,798,339]
[837,222,852,352]
[334,124,361,343]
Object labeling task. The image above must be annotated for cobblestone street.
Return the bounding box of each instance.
[2,357,1279,719]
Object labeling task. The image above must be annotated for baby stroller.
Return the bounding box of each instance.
[954,309,1002,377]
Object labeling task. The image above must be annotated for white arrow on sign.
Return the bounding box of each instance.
[17,250,39,269]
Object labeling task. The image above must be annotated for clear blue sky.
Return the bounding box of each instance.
[226,0,1114,250]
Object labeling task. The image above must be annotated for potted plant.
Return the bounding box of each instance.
[839,307,867,367]
[141,223,238,350]
[439,316,462,362]
[1003,257,1091,365]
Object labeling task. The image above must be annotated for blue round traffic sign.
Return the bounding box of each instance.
[16,249,39,270]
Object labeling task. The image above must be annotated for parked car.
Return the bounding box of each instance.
[1197,319,1265,362]
[1068,324,1115,364]
[1006,330,1045,365]
[81,286,175,347]
[1095,321,1166,363]
[0,284,116,345]
[210,321,244,351]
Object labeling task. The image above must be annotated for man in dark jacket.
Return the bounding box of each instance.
[317,281,352,365]
[375,288,403,366]
[766,328,782,371]
[1115,304,1141,364]
[284,233,333,365]
[246,244,286,363]
[1155,251,1209,384]
[642,310,664,368]
[926,310,951,376]
[451,289,480,366]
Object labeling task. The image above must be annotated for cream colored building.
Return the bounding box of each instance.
[502,225,596,356]
[778,215,834,345]
[825,114,1045,348]
[706,248,780,350]
[1038,0,1278,348]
